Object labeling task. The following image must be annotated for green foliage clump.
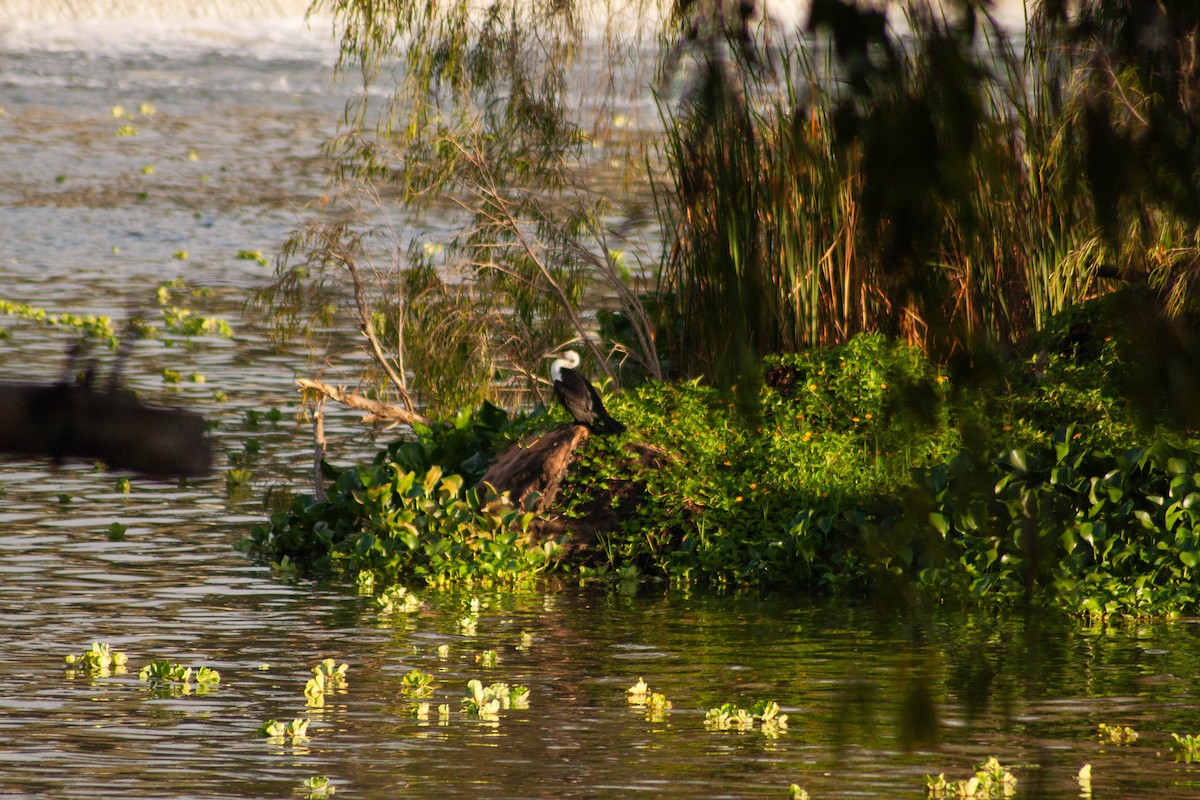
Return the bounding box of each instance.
[558,334,959,587]
[250,460,548,587]
[63,642,128,677]
[913,432,1200,617]
[250,401,559,587]
[925,757,1016,799]
[552,330,1200,616]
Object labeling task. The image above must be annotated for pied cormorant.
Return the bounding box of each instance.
[549,350,626,434]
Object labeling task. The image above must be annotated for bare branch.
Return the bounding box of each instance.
[298,378,434,428]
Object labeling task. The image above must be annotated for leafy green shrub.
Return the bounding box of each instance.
[250,462,549,586]
[386,401,535,485]
[914,429,1200,617]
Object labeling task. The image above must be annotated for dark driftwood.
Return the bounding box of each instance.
[481,424,589,514]
[0,381,211,478]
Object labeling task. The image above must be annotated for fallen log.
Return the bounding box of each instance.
[0,381,211,478]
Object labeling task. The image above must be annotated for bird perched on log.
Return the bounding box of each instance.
[549,350,626,434]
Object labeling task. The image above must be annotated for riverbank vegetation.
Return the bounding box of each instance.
[252,1,1200,617]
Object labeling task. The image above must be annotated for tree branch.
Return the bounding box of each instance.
[298,378,434,428]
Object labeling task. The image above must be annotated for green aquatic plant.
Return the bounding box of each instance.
[1170,732,1200,763]
[400,669,434,698]
[138,660,219,695]
[925,757,1016,799]
[258,718,309,741]
[63,642,128,677]
[305,658,349,707]
[787,786,810,800]
[251,461,545,587]
[1078,764,1092,799]
[626,678,672,720]
[225,468,252,488]
[1097,723,1138,745]
[475,650,499,668]
[703,700,787,738]
[463,679,529,720]
[0,299,117,345]
[236,249,269,266]
[300,775,336,798]
[376,584,421,614]
[626,678,651,704]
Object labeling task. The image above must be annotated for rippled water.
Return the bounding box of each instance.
[0,6,1199,800]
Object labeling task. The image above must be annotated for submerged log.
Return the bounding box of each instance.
[0,381,211,478]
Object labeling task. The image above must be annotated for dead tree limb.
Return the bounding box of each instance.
[297,378,434,428]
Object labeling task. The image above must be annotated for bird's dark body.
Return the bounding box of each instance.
[553,367,626,434]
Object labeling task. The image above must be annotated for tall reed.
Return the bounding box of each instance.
[656,7,1110,384]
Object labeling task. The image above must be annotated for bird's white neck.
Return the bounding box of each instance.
[550,350,581,382]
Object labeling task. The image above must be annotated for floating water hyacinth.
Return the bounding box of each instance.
[259,718,309,741]
[1170,732,1200,763]
[137,659,219,696]
[376,584,421,614]
[924,757,1016,799]
[400,669,434,698]
[305,658,349,707]
[626,678,672,721]
[1097,723,1138,745]
[463,679,529,720]
[704,700,787,737]
[63,642,128,677]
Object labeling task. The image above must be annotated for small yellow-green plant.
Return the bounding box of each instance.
[626,678,672,721]
[1170,733,1200,763]
[788,786,810,800]
[400,669,434,698]
[237,249,270,266]
[300,775,335,798]
[1097,723,1138,745]
[475,649,499,668]
[376,585,421,614]
[305,658,349,707]
[258,718,309,741]
[463,679,529,720]
[64,642,128,677]
[925,757,1016,799]
[704,700,787,738]
[138,660,219,695]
